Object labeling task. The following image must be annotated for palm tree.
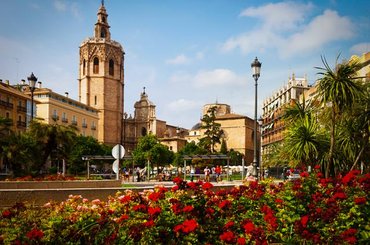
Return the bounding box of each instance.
[315,55,363,177]
[284,115,328,167]
[28,120,78,172]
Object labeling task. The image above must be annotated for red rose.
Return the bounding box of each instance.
[220,231,235,243]
[148,192,161,202]
[218,200,232,209]
[237,237,246,245]
[148,207,161,216]
[300,171,309,178]
[182,219,198,233]
[143,219,155,228]
[243,221,255,233]
[202,182,214,190]
[224,220,235,230]
[2,210,11,218]
[182,205,194,213]
[173,177,183,184]
[26,228,44,240]
[300,215,309,228]
[354,197,366,205]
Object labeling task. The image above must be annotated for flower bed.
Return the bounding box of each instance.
[1,169,369,244]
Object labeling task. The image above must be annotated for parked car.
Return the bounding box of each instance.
[287,169,301,180]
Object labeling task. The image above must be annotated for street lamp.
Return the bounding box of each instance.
[27,72,37,121]
[251,57,261,179]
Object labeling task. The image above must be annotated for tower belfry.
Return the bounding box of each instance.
[78,1,125,145]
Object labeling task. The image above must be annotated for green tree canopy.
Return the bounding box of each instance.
[199,106,224,153]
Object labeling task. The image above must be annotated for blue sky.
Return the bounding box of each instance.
[1,0,369,129]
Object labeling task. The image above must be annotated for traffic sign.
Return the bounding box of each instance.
[112,144,125,159]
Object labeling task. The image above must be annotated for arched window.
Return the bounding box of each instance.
[141,127,147,136]
[101,28,106,38]
[102,16,106,23]
[83,59,86,75]
[109,59,114,76]
[93,57,99,74]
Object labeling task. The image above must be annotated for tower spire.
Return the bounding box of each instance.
[94,1,110,40]
[101,0,104,6]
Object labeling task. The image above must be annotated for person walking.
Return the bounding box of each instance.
[204,166,210,182]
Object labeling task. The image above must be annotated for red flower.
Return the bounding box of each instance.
[172,203,182,214]
[182,205,194,213]
[224,220,235,230]
[237,237,246,245]
[116,214,129,223]
[340,228,357,244]
[220,231,235,243]
[174,219,198,234]
[148,192,162,202]
[148,206,161,216]
[243,221,255,233]
[202,182,214,190]
[2,209,11,218]
[314,165,320,170]
[133,204,147,212]
[342,170,360,185]
[333,192,347,200]
[172,185,179,192]
[143,219,155,228]
[354,197,366,205]
[187,181,197,189]
[118,195,131,203]
[218,200,231,209]
[275,198,283,204]
[300,215,309,228]
[300,171,309,178]
[182,219,198,233]
[173,176,183,184]
[26,228,44,240]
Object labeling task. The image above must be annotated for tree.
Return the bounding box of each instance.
[132,134,174,169]
[284,115,329,167]
[199,106,224,153]
[28,119,78,172]
[315,55,363,177]
[68,135,111,175]
[173,141,206,166]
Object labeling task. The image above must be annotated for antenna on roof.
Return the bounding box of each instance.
[101,0,104,6]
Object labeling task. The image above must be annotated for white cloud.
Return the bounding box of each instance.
[167,99,200,111]
[223,3,354,58]
[280,10,354,57]
[166,54,190,65]
[240,1,313,31]
[54,0,66,12]
[193,69,245,88]
[195,52,204,60]
[350,43,370,55]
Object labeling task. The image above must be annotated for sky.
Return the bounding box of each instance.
[0,0,369,129]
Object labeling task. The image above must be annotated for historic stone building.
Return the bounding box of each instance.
[186,103,256,164]
[0,79,29,133]
[78,2,125,145]
[261,73,311,162]
[123,89,188,154]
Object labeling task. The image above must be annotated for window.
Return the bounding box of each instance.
[102,16,106,23]
[101,28,106,38]
[141,127,147,136]
[83,59,86,75]
[6,112,9,118]
[109,59,114,76]
[94,95,97,105]
[93,57,99,74]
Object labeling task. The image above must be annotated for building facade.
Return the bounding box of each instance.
[123,89,188,154]
[261,73,311,162]
[0,79,29,133]
[186,103,256,164]
[78,2,125,145]
[21,82,100,138]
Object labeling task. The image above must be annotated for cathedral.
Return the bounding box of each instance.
[79,1,187,153]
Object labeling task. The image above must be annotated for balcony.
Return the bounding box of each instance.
[17,105,27,112]
[91,125,96,130]
[82,123,88,128]
[0,100,13,109]
[71,121,78,126]
[62,118,68,123]
[17,121,27,128]
[51,115,59,121]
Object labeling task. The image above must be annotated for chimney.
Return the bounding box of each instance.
[65,92,69,98]
[5,80,9,85]
[21,79,26,85]
[0,79,2,83]
[38,81,42,88]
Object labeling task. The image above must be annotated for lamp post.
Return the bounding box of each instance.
[27,72,37,121]
[251,57,261,179]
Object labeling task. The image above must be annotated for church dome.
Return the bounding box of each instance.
[191,122,201,131]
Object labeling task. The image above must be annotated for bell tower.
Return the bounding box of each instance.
[78,1,125,145]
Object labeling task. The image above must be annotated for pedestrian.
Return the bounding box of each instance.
[204,166,210,182]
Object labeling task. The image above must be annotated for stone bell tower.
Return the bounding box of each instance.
[78,1,125,145]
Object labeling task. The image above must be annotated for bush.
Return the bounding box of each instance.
[1,169,369,244]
